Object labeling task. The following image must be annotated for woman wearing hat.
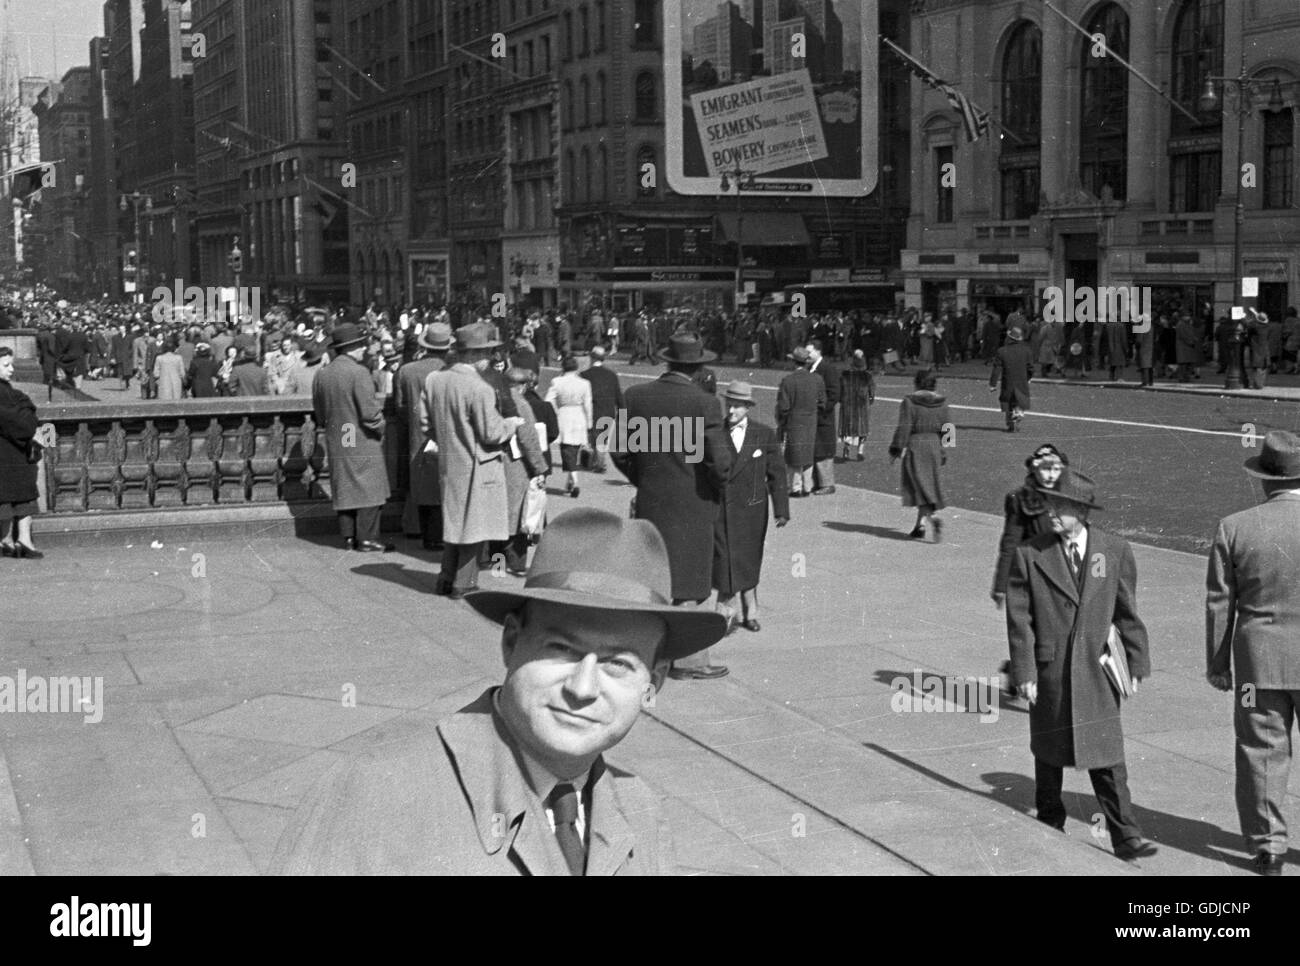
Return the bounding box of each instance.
[152,335,187,401]
[838,350,874,461]
[0,347,43,559]
[186,343,221,398]
[991,444,1069,608]
[888,368,951,541]
[545,355,593,498]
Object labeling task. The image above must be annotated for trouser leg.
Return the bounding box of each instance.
[1234,688,1297,856]
[814,457,835,488]
[671,598,713,670]
[1088,762,1142,847]
[1034,757,1067,830]
[339,510,357,542]
[504,532,530,572]
[355,505,381,543]
[456,541,485,590]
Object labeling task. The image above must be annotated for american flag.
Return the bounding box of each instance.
[881,36,991,143]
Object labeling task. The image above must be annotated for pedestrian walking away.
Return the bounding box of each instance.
[889,368,951,541]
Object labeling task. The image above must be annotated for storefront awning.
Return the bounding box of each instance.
[714,212,811,247]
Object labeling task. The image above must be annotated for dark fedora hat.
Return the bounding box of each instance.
[302,342,326,365]
[418,321,453,351]
[465,508,727,662]
[657,331,716,365]
[1244,429,1300,480]
[1035,467,1104,510]
[455,322,502,351]
[330,322,368,351]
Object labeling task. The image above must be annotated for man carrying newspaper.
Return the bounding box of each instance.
[1005,467,1156,865]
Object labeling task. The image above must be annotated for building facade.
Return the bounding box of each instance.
[404,0,452,307]
[30,71,95,293]
[902,0,1300,323]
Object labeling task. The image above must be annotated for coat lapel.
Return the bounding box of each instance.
[1033,539,1080,605]
[584,760,636,876]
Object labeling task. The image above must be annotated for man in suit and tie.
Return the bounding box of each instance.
[1006,468,1157,864]
[579,346,623,473]
[713,381,789,634]
[612,331,732,681]
[1206,429,1300,876]
[271,508,727,874]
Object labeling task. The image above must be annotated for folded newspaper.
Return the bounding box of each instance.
[1099,625,1134,699]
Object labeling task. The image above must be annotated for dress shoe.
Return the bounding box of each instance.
[16,543,44,559]
[571,487,580,498]
[0,543,16,558]
[908,526,927,539]
[1253,852,1284,876]
[344,538,357,551]
[354,540,395,553]
[1114,837,1158,862]
[741,619,761,632]
[668,665,730,681]
[788,490,807,498]
[812,486,836,496]
[422,541,445,551]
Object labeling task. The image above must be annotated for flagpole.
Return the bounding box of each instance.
[880,36,1021,143]
[1039,0,1200,124]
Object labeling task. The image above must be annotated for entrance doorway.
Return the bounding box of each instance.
[1259,282,1288,323]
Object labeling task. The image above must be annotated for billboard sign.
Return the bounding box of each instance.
[666,0,877,197]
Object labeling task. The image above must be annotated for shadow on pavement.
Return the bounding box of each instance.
[823,521,918,542]
[350,561,441,595]
[871,668,1028,716]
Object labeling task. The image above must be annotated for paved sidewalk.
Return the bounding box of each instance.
[1,474,1293,875]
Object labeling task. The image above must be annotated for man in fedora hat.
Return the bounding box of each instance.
[286,341,326,396]
[394,321,453,549]
[1206,429,1300,875]
[424,322,526,597]
[1006,467,1156,864]
[713,381,789,634]
[776,347,825,497]
[612,330,732,681]
[270,508,726,874]
[989,325,1033,432]
[312,322,394,552]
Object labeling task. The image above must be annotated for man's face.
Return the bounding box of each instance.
[281,338,292,355]
[727,401,752,427]
[499,601,666,777]
[0,354,14,381]
[1045,498,1086,536]
[804,342,821,363]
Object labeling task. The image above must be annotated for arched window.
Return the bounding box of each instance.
[562,10,572,59]
[1080,3,1129,200]
[633,0,655,45]
[596,0,607,51]
[1170,0,1224,211]
[999,21,1042,220]
[580,75,591,126]
[635,72,656,120]
[597,145,608,201]
[1263,104,1294,209]
[580,4,590,56]
[636,145,657,197]
[581,147,592,203]
[566,149,576,202]
[596,71,607,124]
[563,80,574,130]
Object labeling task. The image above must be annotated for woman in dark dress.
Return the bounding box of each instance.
[0,347,43,559]
[838,350,874,460]
[990,443,1069,695]
[888,368,951,541]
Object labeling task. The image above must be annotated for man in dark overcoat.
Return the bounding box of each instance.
[806,339,840,494]
[988,325,1034,432]
[312,323,393,552]
[775,347,825,496]
[712,381,789,634]
[612,331,731,681]
[579,346,622,473]
[395,322,452,549]
[1006,468,1156,864]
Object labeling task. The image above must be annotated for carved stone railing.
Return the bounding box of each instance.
[32,397,347,515]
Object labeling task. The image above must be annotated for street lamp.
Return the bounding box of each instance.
[720,165,756,311]
[119,190,153,302]
[1199,46,1295,388]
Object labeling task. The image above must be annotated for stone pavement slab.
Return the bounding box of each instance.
[1,468,1291,875]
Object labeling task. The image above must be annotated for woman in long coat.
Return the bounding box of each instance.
[775,351,824,491]
[838,350,874,460]
[499,369,546,574]
[889,368,951,541]
[1036,319,1063,376]
[544,355,593,497]
[0,347,43,558]
[152,337,187,400]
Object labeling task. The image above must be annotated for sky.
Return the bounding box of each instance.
[2,0,108,84]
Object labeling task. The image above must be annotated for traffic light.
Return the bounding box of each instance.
[228,246,242,275]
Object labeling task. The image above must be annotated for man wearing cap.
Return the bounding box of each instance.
[989,324,1034,432]
[271,508,725,874]
[395,322,453,549]
[312,322,393,552]
[612,331,732,681]
[580,345,623,474]
[776,347,825,497]
[1206,429,1300,876]
[1006,467,1156,864]
[713,381,789,634]
[425,322,526,597]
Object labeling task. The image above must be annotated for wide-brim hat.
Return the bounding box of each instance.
[1035,467,1104,510]
[657,331,716,364]
[456,322,502,350]
[1007,326,1025,342]
[465,508,727,662]
[302,343,326,364]
[419,321,453,351]
[1244,430,1300,480]
[723,380,755,404]
[330,322,368,351]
